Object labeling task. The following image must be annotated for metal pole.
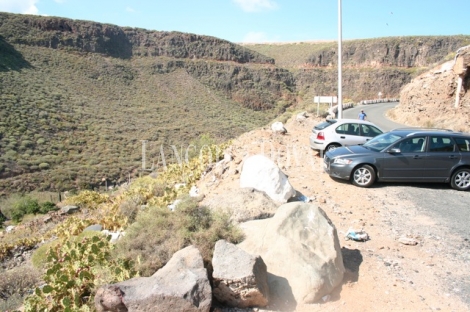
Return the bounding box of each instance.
[337,0,343,119]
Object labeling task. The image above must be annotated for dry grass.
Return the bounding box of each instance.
[0,265,41,311]
[112,195,244,276]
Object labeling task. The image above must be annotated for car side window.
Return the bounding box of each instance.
[336,123,359,136]
[429,136,455,152]
[361,125,383,137]
[397,136,426,153]
[455,138,470,152]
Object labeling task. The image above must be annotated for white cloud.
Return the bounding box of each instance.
[241,31,279,43]
[233,0,278,12]
[0,0,39,14]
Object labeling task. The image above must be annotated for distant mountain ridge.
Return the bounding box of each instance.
[0,12,273,64]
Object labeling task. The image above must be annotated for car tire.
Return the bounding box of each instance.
[326,143,340,151]
[450,168,470,191]
[352,165,375,187]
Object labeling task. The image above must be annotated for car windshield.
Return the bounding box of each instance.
[314,119,337,130]
[363,132,403,152]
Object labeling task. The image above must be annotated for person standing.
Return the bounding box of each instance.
[358,109,367,120]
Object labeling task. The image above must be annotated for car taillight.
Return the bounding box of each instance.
[317,132,325,140]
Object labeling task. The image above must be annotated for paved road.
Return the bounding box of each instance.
[341,102,470,305]
[343,102,406,131]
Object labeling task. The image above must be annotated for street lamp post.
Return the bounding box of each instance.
[337,0,343,119]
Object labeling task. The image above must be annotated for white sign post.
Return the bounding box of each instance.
[314,96,338,116]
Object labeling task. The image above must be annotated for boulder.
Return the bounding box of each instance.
[84,224,103,232]
[240,154,295,204]
[95,245,211,312]
[212,240,269,308]
[238,202,344,305]
[271,121,287,134]
[61,205,80,214]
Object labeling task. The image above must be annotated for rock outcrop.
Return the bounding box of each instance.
[391,45,470,132]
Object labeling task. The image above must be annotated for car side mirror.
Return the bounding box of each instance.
[388,147,401,154]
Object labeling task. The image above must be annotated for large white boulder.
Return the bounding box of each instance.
[238,202,344,306]
[240,154,295,204]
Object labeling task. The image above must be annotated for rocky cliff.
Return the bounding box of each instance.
[389,46,470,131]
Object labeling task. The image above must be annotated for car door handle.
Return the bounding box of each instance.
[413,155,422,159]
[340,136,345,139]
[449,155,458,159]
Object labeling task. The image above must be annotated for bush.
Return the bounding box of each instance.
[10,196,40,222]
[113,195,243,276]
[0,265,41,311]
[39,201,58,214]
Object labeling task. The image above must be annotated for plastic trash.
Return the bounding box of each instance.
[345,229,369,241]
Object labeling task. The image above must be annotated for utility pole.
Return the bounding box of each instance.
[337,0,343,119]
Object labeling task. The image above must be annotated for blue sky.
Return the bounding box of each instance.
[0,0,468,43]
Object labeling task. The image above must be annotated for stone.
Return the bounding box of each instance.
[238,202,344,305]
[84,224,103,232]
[61,205,80,214]
[212,240,269,308]
[271,122,287,134]
[95,245,211,312]
[240,154,296,204]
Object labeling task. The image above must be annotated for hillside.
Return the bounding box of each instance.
[0,12,295,195]
[1,11,469,195]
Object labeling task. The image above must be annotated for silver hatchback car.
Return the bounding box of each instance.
[309,118,383,152]
[323,128,470,190]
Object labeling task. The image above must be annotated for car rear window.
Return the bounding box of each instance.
[314,120,337,130]
[455,138,470,152]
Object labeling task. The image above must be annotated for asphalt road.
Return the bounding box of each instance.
[343,102,406,131]
[341,102,470,305]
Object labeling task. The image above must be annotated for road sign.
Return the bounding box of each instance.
[314,96,337,103]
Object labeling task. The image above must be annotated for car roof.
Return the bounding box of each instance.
[326,118,376,124]
[389,128,470,137]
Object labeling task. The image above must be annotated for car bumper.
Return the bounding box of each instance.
[323,157,353,180]
[309,135,325,151]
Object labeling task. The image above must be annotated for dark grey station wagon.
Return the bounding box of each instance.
[323,128,470,190]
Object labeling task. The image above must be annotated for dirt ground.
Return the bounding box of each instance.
[197,114,469,312]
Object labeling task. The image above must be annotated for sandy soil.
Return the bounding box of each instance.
[197,114,469,312]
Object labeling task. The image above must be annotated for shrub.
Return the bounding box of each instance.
[39,201,58,214]
[113,196,243,276]
[0,265,41,311]
[9,196,41,222]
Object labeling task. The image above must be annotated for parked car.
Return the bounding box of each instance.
[309,119,384,152]
[323,128,470,190]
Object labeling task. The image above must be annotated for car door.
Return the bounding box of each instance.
[359,124,383,144]
[422,136,461,180]
[334,123,364,146]
[381,136,427,181]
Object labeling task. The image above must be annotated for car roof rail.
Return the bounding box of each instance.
[391,127,454,132]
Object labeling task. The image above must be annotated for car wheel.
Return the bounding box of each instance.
[450,168,470,191]
[352,165,375,187]
[326,143,340,151]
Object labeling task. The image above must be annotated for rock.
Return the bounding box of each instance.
[95,245,212,312]
[240,154,296,204]
[238,202,344,305]
[61,205,80,215]
[6,225,15,233]
[200,188,278,223]
[212,240,269,308]
[271,122,287,134]
[43,215,52,223]
[296,112,307,122]
[84,224,103,232]
[398,236,419,246]
[101,230,125,243]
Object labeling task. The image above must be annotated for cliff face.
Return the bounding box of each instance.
[389,47,470,132]
[305,37,470,68]
[0,12,273,64]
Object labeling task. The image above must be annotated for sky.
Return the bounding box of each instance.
[0,0,468,43]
